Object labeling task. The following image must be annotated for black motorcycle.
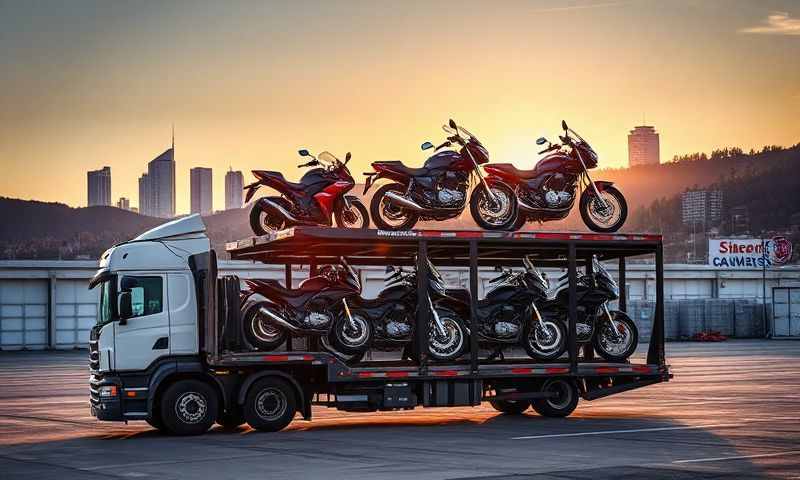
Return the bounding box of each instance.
[240,257,366,352]
[541,256,638,362]
[480,120,627,232]
[364,119,516,230]
[328,259,469,362]
[443,257,567,361]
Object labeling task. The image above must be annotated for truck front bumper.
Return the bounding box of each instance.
[89,373,124,421]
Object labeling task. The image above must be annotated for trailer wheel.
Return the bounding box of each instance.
[531,379,578,418]
[244,377,297,432]
[160,379,218,435]
[489,399,530,415]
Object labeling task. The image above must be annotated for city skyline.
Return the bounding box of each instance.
[1,1,799,214]
[190,166,213,215]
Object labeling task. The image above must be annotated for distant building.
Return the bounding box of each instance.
[627,126,660,167]
[729,206,750,234]
[87,167,111,206]
[116,197,131,211]
[225,168,244,210]
[682,189,723,225]
[137,138,176,218]
[190,167,213,215]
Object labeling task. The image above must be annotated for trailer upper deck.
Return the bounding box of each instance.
[225,227,662,267]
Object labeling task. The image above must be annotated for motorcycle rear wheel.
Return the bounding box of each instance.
[334,199,370,229]
[242,302,288,351]
[579,185,627,233]
[249,199,289,236]
[370,183,419,231]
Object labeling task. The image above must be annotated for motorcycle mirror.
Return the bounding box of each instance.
[448,119,457,129]
[345,152,351,164]
[298,149,310,157]
[561,120,568,131]
[535,137,548,146]
[421,141,434,151]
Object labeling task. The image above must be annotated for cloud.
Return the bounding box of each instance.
[532,1,625,14]
[739,11,800,36]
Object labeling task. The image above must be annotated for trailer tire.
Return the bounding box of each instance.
[244,377,297,432]
[531,379,578,418]
[160,379,218,436]
[489,399,530,415]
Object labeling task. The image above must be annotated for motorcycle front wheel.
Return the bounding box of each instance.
[469,182,518,231]
[579,185,628,233]
[523,319,567,361]
[428,308,467,362]
[370,183,419,231]
[242,302,288,351]
[329,310,373,355]
[249,198,289,236]
[334,199,370,229]
[592,311,638,362]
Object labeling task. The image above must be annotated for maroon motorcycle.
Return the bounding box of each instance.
[245,150,369,235]
[475,120,627,232]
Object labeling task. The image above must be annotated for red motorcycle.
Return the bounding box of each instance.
[477,120,627,232]
[245,150,369,235]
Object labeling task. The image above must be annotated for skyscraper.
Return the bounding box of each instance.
[225,168,244,210]
[190,167,213,215]
[87,166,111,206]
[137,133,176,218]
[681,189,723,225]
[116,197,130,210]
[627,126,660,167]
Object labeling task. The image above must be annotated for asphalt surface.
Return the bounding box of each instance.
[0,340,798,479]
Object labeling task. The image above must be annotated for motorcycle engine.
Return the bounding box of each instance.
[544,189,572,208]
[435,171,467,207]
[493,321,519,338]
[386,321,411,339]
[576,322,593,342]
[437,187,465,207]
[304,311,331,329]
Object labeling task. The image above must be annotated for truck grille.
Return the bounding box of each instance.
[88,327,100,372]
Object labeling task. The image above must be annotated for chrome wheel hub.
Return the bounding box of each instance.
[255,388,287,420]
[175,392,207,424]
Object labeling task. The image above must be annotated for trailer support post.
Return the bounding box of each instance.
[568,243,578,373]
[309,260,318,352]
[647,245,665,366]
[618,256,627,312]
[469,240,479,374]
[285,264,293,352]
[582,255,594,361]
[416,240,430,373]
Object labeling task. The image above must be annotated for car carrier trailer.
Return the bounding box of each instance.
[89,215,670,435]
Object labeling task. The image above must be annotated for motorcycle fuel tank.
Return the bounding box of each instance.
[533,152,581,177]
[423,151,465,172]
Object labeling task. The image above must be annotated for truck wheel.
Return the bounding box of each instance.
[160,379,218,435]
[531,379,578,418]
[217,408,246,429]
[146,413,164,431]
[489,399,530,415]
[244,377,297,432]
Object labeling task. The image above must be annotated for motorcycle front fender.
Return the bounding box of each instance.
[244,182,261,203]
[584,180,614,195]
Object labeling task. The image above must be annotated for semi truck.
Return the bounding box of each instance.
[89,214,670,435]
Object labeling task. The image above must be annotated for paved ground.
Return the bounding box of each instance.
[0,340,798,479]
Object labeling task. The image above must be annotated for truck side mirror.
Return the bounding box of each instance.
[119,291,132,325]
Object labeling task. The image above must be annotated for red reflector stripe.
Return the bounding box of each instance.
[386,371,410,378]
[434,370,459,377]
[262,355,289,362]
[632,366,652,373]
[596,367,619,374]
[511,368,533,374]
[545,367,570,374]
[357,372,373,378]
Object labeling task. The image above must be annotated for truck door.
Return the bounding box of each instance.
[167,272,198,355]
[114,273,170,371]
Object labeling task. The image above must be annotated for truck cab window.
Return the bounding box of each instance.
[120,276,163,318]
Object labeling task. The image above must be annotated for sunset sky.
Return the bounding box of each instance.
[1,0,798,214]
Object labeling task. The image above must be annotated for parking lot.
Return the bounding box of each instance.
[0,339,798,479]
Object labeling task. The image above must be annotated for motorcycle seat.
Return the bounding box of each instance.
[374,160,429,177]
[257,171,306,191]
[487,163,539,180]
[247,278,324,298]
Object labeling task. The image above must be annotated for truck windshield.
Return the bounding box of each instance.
[98,281,113,327]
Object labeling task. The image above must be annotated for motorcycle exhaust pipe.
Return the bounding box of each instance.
[517,197,571,213]
[259,198,316,225]
[384,191,426,211]
[258,306,302,332]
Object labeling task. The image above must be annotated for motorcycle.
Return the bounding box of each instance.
[327,259,469,362]
[240,257,368,353]
[364,119,516,230]
[245,149,369,235]
[443,257,567,361]
[478,120,627,232]
[541,256,638,362]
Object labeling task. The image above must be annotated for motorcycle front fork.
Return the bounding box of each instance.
[426,294,448,338]
[342,298,358,331]
[602,302,622,338]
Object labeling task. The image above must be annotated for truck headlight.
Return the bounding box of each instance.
[99,385,118,398]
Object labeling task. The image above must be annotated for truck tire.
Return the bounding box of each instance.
[160,379,218,436]
[146,413,164,431]
[489,399,530,415]
[531,379,578,418]
[244,377,297,432]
